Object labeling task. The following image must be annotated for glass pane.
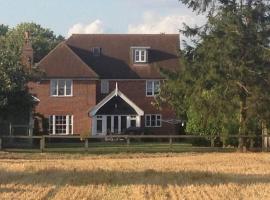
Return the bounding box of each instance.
[146,81,153,96]
[146,115,151,127]
[130,120,136,127]
[58,80,65,96]
[107,116,111,132]
[51,80,57,96]
[157,115,161,126]
[151,115,156,126]
[121,116,127,132]
[66,80,72,96]
[135,50,140,62]
[97,120,102,133]
[141,50,145,61]
[154,81,160,95]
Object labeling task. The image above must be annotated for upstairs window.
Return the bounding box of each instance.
[101,80,109,94]
[51,79,72,97]
[92,47,101,56]
[131,47,150,63]
[146,80,160,96]
[135,49,147,63]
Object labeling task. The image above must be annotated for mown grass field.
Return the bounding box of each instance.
[0,152,270,200]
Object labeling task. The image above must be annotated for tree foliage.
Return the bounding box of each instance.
[0,22,63,121]
[5,22,64,63]
[159,0,270,149]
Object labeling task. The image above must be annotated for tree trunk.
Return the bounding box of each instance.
[238,96,247,152]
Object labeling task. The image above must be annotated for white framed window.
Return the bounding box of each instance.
[146,80,160,96]
[145,114,162,127]
[101,80,109,94]
[50,79,73,97]
[92,47,101,56]
[134,49,147,63]
[49,115,73,135]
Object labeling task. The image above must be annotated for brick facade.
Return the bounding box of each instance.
[29,80,96,135]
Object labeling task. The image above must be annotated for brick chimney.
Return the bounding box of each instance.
[21,31,33,70]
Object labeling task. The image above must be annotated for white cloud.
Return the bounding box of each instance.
[128,12,201,34]
[67,19,104,37]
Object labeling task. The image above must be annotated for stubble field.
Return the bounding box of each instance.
[0,152,270,200]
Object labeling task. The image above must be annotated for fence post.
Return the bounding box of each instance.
[85,138,89,151]
[40,136,45,152]
[211,137,214,147]
[127,137,130,147]
[169,137,173,149]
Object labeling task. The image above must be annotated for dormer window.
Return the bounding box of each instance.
[92,47,101,56]
[135,49,147,63]
[131,47,150,64]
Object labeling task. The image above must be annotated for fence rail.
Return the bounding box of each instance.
[0,134,269,152]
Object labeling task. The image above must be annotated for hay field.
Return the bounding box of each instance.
[0,152,270,200]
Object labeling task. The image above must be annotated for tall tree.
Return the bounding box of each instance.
[159,0,270,151]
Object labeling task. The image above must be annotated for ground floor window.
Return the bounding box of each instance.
[49,115,73,134]
[145,114,161,127]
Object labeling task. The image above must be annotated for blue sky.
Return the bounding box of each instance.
[0,0,205,37]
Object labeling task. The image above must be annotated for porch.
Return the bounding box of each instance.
[89,83,144,136]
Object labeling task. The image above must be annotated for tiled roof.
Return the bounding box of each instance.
[39,34,180,79]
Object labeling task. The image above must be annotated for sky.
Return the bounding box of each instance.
[0,0,206,38]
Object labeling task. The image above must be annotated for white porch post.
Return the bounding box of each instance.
[92,116,96,136]
[66,115,69,134]
[111,115,114,133]
[136,116,141,127]
[102,116,106,135]
[118,116,121,134]
[127,116,131,128]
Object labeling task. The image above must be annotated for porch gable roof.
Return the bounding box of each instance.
[89,84,144,117]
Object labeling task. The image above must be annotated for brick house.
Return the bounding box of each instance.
[29,34,180,136]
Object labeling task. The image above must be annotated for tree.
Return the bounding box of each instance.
[5,22,64,63]
[0,24,8,36]
[159,0,270,151]
[0,38,33,120]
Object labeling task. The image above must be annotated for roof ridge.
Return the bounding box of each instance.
[64,43,99,78]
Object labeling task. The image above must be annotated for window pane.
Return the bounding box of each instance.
[146,115,151,127]
[151,115,156,126]
[141,50,146,62]
[51,80,57,96]
[58,80,65,96]
[97,120,102,133]
[66,80,72,96]
[146,81,153,96]
[135,50,140,62]
[157,115,161,127]
[154,81,160,95]
[101,80,109,94]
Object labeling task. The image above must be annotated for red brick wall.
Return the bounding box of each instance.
[97,80,178,135]
[29,80,96,135]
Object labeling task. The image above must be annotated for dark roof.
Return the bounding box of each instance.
[39,34,180,79]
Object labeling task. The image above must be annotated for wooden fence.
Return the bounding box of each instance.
[0,134,269,152]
